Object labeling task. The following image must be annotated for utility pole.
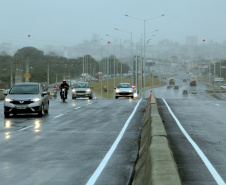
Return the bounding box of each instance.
[10,59,13,87]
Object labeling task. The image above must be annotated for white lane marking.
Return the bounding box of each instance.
[215,104,220,106]
[54,114,64,118]
[162,98,226,185]
[75,107,81,110]
[88,103,93,105]
[206,101,210,103]
[86,98,143,185]
[17,125,34,131]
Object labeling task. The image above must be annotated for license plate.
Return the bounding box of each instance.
[17,106,26,109]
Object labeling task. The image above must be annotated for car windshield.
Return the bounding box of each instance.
[117,84,132,88]
[74,83,90,88]
[9,85,39,94]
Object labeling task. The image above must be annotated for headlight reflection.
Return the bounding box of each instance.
[5,132,10,140]
[5,121,11,128]
[34,120,40,132]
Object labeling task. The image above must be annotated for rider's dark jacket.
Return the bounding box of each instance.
[59,82,69,90]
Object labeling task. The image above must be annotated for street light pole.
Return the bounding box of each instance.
[107,41,110,99]
[115,28,133,85]
[125,14,165,97]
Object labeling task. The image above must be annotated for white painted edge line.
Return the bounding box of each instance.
[86,98,143,185]
[17,125,34,131]
[54,114,64,118]
[75,107,81,110]
[162,98,226,185]
[215,104,220,106]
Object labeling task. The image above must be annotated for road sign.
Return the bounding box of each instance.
[24,74,31,78]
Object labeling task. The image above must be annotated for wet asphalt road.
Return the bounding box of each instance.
[153,73,226,185]
[0,91,147,185]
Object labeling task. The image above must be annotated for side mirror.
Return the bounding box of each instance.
[42,92,48,96]
[114,87,116,89]
[3,92,8,96]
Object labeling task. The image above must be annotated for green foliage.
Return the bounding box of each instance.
[0,47,130,86]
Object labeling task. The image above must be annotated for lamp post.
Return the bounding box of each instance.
[106,34,122,88]
[107,41,110,99]
[125,14,165,97]
[115,28,133,85]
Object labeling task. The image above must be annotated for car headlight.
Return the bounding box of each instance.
[72,89,76,92]
[116,90,120,93]
[32,98,40,102]
[5,98,13,102]
[129,90,133,93]
[86,89,91,92]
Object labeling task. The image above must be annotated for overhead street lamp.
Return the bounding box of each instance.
[114,28,134,85]
[125,14,165,97]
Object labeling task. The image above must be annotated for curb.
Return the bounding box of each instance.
[132,92,181,185]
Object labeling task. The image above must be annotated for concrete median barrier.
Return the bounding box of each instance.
[132,92,181,185]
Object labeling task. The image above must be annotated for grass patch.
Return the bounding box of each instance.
[90,77,166,99]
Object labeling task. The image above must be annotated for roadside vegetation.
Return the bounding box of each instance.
[90,76,166,99]
[0,47,130,88]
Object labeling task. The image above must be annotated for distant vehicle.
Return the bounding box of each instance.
[221,84,226,89]
[55,83,61,91]
[48,88,57,97]
[4,82,49,117]
[174,85,179,89]
[190,76,197,86]
[182,90,188,95]
[115,83,135,99]
[72,82,93,99]
[169,78,175,86]
[191,90,197,94]
[214,78,224,84]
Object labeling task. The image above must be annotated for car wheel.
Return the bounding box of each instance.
[4,111,10,118]
[44,103,49,114]
[131,96,134,99]
[115,96,118,99]
[89,96,92,99]
[38,104,44,117]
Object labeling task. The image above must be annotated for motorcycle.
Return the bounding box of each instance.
[61,88,67,102]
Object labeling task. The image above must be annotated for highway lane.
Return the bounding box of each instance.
[153,74,226,185]
[0,91,146,185]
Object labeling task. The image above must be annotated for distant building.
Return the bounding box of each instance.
[186,36,198,45]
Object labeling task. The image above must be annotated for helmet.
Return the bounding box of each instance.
[63,79,66,83]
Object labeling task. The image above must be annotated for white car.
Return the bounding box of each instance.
[221,84,226,89]
[115,83,135,99]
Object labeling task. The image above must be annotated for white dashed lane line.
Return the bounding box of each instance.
[54,114,64,119]
[215,104,220,106]
[17,125,34,131]
[75,107,81,110]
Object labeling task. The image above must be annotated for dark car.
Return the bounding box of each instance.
[174,85,179,89]
[182,90,188,95]
[4,82,49,117]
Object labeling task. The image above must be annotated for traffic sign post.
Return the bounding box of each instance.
[24,74,31,78]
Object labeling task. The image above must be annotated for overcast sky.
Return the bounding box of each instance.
[1,0,226,48]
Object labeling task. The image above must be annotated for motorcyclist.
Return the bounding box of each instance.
[59,79,69,99]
